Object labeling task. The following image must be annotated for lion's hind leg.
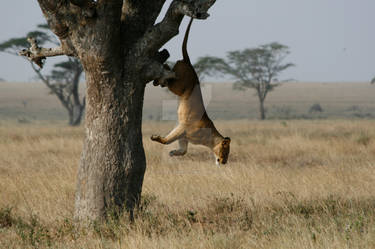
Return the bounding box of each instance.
[169,138,188,156]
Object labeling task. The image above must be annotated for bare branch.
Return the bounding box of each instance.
[137,0,216,55]
[19,37,67,68]
[30,61,49,84]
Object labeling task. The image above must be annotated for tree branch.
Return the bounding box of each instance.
[121,0,166,47]
[137,0,216,55]
[122,0,165,25]
[37,0,72,38]
[142,59,176,85]
[70,0,97,18]
[37,0,66,13]
[19,37,69,68]
[30,61,49,84]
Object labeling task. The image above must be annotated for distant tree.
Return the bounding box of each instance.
[0,24,84,126]
[42,59,85,125]
[371,77,375,84]
[195,42,294,120]
[193,57,219,82]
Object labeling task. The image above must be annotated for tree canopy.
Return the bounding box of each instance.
[195,42,294,119]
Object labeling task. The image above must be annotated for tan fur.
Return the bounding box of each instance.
[151,18,231,165]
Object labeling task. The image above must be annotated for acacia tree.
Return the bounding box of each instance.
[0,25,85,126]
[48,59,85,125]
[19,0,216,221]
[195,42,294,120]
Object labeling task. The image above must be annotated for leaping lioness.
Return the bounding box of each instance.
[151,18,231,165]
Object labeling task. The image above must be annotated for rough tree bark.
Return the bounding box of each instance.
[20,0,216,221]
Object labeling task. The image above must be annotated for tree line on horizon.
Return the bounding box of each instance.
[1,24,373,123]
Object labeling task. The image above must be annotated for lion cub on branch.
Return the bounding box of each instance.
[151,18,231,165]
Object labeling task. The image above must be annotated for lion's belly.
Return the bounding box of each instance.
[176,88,217,147]
[177,99,205,123]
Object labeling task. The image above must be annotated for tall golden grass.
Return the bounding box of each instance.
[0,120,375,248]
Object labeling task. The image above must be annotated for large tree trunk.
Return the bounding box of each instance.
[21,0,216,222]
[73,7,148,220]
[74,56,146,220]
[259,98,266,120]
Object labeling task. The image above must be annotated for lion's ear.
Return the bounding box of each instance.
[222,137,231,146]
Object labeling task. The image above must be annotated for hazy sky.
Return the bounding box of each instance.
[0,0,374,82]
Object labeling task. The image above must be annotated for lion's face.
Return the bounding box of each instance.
[214,137,231,165]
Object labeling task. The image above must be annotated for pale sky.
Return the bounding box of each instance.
[0,0,374,82]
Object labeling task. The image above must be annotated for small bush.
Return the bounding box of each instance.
[346,105,361,112]
[0,207,13,228]
[17,116,31,124]
[15,215,52,248]
[309,103,324,113]
[356,132,371,146]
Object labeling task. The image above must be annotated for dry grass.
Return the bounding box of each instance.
[1,120,375,248]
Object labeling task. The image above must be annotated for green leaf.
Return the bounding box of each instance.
[194,56,231,81]
[0,37,29,52]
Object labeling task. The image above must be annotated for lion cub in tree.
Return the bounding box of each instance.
[151,18,231,165]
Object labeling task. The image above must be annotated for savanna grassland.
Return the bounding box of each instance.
[0,82,375,248]
[0,120,375,249]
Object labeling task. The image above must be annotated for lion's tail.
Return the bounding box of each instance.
[182,17,193,65]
